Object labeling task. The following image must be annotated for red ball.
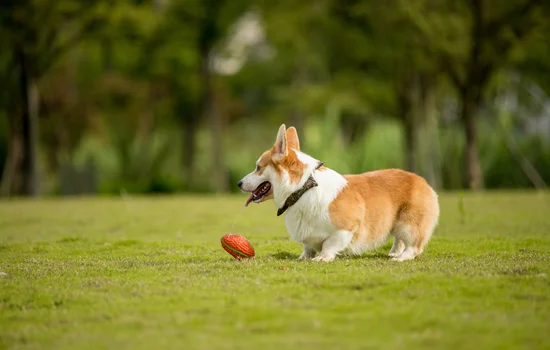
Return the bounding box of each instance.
[221,233,255,260]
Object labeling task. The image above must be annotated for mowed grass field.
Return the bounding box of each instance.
[1,191,549,350]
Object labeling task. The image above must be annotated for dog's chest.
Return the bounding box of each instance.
[278,168,348,245]
[284,200,333,244]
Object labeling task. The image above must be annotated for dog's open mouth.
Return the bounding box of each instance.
[245,181,272,207]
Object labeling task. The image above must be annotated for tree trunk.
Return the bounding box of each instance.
[182,116,197,190]
[210,95,228,193]
[19,52,40,197]
[418,75,441,190]
[461,92,483,190]
[460,0,485,191]
[398,77,416,173]
[403,116,417,174]
[0,133,22,197]
[290,64,307,146]
[199,47,228,193]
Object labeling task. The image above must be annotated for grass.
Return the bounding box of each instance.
[1,191,549,350]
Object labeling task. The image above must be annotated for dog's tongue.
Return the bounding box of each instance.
[245,194,255,207]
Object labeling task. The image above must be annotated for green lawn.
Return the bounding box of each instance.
[1,191,549,350]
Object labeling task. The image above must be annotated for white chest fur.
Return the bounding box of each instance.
[282,168,348,246]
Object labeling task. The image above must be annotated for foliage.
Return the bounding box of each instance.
[0,0,549,195]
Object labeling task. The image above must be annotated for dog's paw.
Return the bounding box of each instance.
[312,254,335,262]
[390,248,417,262]
[298,248,316,260]
[390,255,415,262]
[297,253,311,260]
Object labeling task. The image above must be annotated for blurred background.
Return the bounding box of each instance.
[0,0,549,197]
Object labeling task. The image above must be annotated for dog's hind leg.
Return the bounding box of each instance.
[388,236,405,257]
[389,223,416,261]
[391,194,439,262]
[312,230,353,262]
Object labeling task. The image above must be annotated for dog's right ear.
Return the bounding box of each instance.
[286,127,300,151]
[272,124,287,161]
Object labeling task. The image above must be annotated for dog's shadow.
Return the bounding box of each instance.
[269,251,389,261]
[348,252,388,260]
[270,251,299,260]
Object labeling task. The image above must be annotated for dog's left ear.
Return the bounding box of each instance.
[286,127,300,151]
[272,124,288,161]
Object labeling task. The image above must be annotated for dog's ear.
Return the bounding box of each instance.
[286,127,300,151]
[272,124,287,161]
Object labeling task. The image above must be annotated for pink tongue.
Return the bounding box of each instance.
[245,194,255,207]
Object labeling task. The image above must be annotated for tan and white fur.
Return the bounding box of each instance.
[238,124,440,262]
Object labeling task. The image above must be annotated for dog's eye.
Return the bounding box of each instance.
[256,165,261,171]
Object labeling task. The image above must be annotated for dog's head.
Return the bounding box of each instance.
[238,124,322,207]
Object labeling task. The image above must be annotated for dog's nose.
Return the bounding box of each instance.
[237,180,243,189]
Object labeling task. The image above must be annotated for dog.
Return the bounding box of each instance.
[237,124,440,262]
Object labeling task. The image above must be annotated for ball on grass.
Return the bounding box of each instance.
[221,233,255,260]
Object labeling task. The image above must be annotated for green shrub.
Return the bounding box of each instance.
[48,116,549,195]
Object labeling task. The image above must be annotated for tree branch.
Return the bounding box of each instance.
[38,15,104,77]
[485,0,543,37]
[441,56,465,91]
[489,1,544,66]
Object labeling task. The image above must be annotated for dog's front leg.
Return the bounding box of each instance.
[298,244,316,260]
[312,230,353,262]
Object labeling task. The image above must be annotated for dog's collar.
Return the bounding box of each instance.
[277,161,324,216]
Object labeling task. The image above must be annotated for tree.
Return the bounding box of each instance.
[329,0,443,185]
[0,0,106,196]
[412,0,547,189]
[164,0,248,192]
[259,0,335,144]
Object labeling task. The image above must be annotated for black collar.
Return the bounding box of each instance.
[276,162,324,216]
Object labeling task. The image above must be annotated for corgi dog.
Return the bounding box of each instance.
[237,124,440,262]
